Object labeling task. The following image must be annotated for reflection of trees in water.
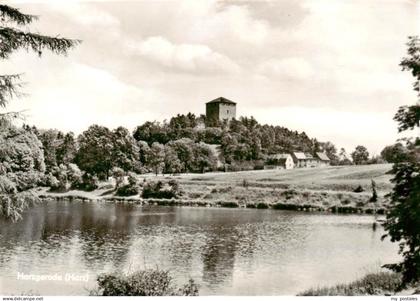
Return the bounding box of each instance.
[77,202,139,270]
[77,204,181,271]
[157,227,202,280]
[199,214,300,291]
[201,225,240,289]
[120,208,197,277]
[0,204,298,291]
[0,203,75,265]
[0,202,184,272]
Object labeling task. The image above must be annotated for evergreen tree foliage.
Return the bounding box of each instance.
[0,4,79,119]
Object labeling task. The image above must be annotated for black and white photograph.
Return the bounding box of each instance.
[0,0,419,298]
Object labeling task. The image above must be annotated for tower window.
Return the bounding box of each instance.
[227,110,229,114]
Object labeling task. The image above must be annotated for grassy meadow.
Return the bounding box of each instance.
[41,163,394,214]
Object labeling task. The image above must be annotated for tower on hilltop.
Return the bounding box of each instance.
[205,97,236,124]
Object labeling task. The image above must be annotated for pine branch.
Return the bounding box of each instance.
[0,5,37,25]
[0,74,24,108]
[0,27,81,59]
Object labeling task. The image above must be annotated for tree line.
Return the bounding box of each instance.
[16,115,397,180]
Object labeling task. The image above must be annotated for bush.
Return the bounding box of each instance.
[47,164,83,192]
[341,199,351,205]
[218,201,239,208]
[115,173,139,197]
[75,173,99,192]
[46,173,60,190]
[256,202,269,209]
[115,172,139,196]
[353,185,364,193]
[67,163,83,189]
[298,272,402,296]
[281,189,298,200]
[111,167,125,189]
[116,185,138,197]
[93,269,198,296]
[142,180,179,199]
[272,203,299,210]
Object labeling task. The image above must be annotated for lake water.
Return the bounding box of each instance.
[0,201,400,295]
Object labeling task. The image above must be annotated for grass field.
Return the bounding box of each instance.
[158,163,394,213]
[42,164,394,214]
[175,163,393,191]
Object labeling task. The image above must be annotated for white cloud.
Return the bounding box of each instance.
[257,57,314,80]
[45,2,120,27]
[6,61,160,133]
[216,4,269,46]
[250,106,401,154]
[127,36,240,74]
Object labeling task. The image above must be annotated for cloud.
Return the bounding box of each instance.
[215,4,269,46]
[257,57,314,80]
[5,59,161,133]
[250,106,402,154]
[219,0,309,28]
[46,2,120,27]
[127,36,240,74]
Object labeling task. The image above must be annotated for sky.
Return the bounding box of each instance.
[2,0,420,154]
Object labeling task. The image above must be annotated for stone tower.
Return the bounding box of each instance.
[205,97,236,124]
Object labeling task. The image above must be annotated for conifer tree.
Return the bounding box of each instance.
[0,4,79,121]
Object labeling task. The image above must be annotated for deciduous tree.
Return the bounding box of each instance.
[351,145,370,165]
[382,36,420,287]
[148,142,165,175]
[75,125,114,179]
[380,143,409,163]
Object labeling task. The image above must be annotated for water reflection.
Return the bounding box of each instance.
[0,201,400,295]
[201,226,238,289]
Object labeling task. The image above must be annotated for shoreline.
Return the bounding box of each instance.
[39,192,388,215]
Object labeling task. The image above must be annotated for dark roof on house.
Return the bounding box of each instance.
[316,152,330,161]
[266,154,290,165]
[266,158,288,165]
[206,97,236,105]
[267,154,292,160]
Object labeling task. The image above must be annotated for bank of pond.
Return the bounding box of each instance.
[39,193,388,215]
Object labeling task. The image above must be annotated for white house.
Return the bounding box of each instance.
[264,154,295,169]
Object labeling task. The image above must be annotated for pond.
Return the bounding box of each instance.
[0,201,400,295]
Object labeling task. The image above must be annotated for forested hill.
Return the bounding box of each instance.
[133,114,318,156]
[25,113,339,177]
